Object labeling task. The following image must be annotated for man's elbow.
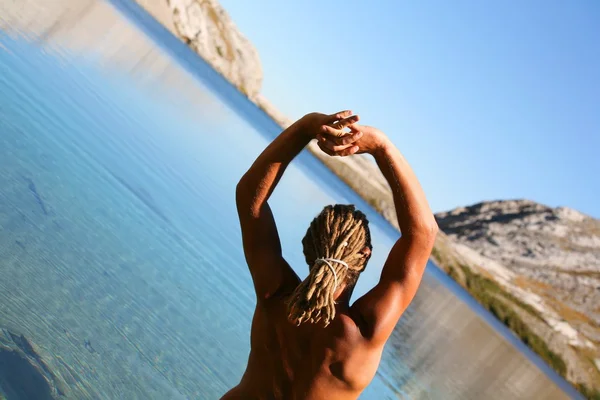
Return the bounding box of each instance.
[235,178,261,217]
[412,217,438,246]
[235,178,251,208]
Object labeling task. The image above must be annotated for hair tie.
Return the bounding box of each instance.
[315,258,348,290]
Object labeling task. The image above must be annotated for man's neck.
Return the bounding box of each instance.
[334,286,354,306]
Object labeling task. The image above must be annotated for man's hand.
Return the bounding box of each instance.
[316,124,389,157]
[294,110,360,140]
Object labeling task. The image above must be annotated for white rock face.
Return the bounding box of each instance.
[555,206,587,223]
[436,199,600,344]
[136,0,263,98]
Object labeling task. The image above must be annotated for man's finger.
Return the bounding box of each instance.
[318,141,359,157]
[336,130,362,145]
[337,145,360,157]
[327,110,352,123]
[317,142,335,156]
[330,142,356,152]
[330,114,359,130]
[318,129,362,146]
[321,124,346,137]
[347,124,363,133]
[317,135,355,152]
[322,115,359,137]
[317,133,362,153]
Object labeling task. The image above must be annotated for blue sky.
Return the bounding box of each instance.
[219,0,599,218]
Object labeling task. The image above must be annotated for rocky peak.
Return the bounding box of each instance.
[436,199,600,256]
[437,199,600,338]
[136,0,263,98]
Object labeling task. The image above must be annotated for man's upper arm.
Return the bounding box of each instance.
[353,232,435,344]
[236,197,297,300]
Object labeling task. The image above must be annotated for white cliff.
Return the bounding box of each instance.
[136,0,262,98]
[436,200,600,328]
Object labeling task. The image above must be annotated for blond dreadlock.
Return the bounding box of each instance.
[287,204,372,327]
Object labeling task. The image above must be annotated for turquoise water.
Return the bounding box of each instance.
[0,7,580,399]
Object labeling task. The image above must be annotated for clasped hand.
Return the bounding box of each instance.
[297,110,387,157]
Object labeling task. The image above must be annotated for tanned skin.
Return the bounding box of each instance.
[223,111,438,400]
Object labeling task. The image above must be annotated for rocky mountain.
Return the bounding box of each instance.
[435,200,600,393]
[437,200,600,327]
[136,0,262,97]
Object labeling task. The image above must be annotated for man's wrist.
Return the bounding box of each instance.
[371,136,393,158]
[282,120,315,149]
[284,117,311,138]
[281,120,303,138]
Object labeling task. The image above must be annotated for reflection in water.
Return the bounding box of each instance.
[380,278,566,399]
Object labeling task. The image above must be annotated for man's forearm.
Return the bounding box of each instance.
[236,122,311,214]
[373,140,437,238]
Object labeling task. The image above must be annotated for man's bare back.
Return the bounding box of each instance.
[221,282,385,400]
[226,111,437,399]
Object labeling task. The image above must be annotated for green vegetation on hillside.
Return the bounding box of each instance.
[576,383,600,400]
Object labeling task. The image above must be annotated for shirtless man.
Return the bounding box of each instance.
[223,110,438,399]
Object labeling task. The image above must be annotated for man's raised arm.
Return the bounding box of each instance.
[236,111,362,300]
[318,124,438,342]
